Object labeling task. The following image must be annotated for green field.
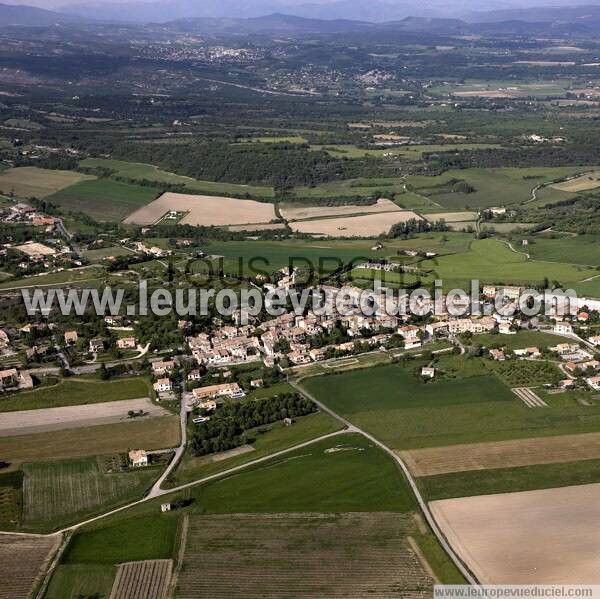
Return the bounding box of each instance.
[418,238,594,289]
[473,330,563,350]
[488,359,562,386]
[50,178,158,221]
[0,167,94,199]
[0,377,150,413]
[525,234,600,266]
[22,457,157,530]
[418,457,600,501]
[45,564,115,599]
[406,166,591,210]
[312,143,502,160]
[0,471,22,530]
[80,158,274,198]
[169,411,342,487]
[0,266,105,290]
[302,362,600,449]
[82,246,132,261]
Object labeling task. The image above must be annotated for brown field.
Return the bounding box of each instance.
[454,90,516,98]
[226,223,287,232]
[400,431,600,476]
[280,198,402,221]
[431,483,600,584]
[0,167,94,198]
[0,417,180,469]
[176,513,433,598]
[0,533,61,599]
[551,171,600,192]
[123,192,276,226]
[110,560,172,599]
[14,242,56,256]
[290,211,421,237]
[424,211,478,223]
[515,60,576,66]
[0,398,169,437]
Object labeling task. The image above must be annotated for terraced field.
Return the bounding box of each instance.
[0,533,60,599]
[176,513,433,598]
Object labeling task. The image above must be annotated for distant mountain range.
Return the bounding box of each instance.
[2,0,600,34]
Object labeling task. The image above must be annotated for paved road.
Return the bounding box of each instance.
[290,380,479,586]
[147,395,189,498]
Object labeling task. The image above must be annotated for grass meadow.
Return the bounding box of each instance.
[50,178,158,221]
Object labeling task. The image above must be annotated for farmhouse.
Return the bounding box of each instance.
[152,360,176,375]
[89,339,105,353]
[586,376,600,391]
[590,335,600,346]
[498,321,515,335]
[116,337,137,350]
[64,330,78,345]
[489,349,506,361]
[192,382,244,401]
[554,321,574,335]
[153,378,173,393]
[129,449,148,468]
[104,315,124,327]
[0,329,9,349]
[421,367,435,378]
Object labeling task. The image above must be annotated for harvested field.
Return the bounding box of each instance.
[0,398,168,437]
[424,211,478,223]
[401,431,600,476]
[280,198,402,221]
[290,211,421,237]
[14,242,56,256]
[0,417,180,468]
[226,223,286,232]
[0,167,94,198]
[110,560,172,599]
[123,192,276,226]
[551,171,600,192]
[431,483,600,584]
[176,513,433,598]
[0,533,61,599]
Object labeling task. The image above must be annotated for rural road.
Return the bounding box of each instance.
[290,380,479,586]
[148,394,189,498]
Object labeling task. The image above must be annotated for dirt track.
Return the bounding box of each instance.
[431,483,600,584]
[0,398,169,437]
[400,431,600,476]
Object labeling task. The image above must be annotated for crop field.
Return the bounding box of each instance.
[280,198,402,221]
[80,158,274,198]
[551,171,600,192]
[424,211,478,223]
[401,431,600,476]
[431,483,600,584]
[0,167,94,198]
[50,179,158,221]
[0,417,180,469]
[418,457,600,500]
[290,210,421,237]
[0,377,150,413]
[0,533,60,599]
[406,167,590,209]
[124,192,276,226]
[489,360,562,387]
[110,560,172,599]
[45,564,116,599]
[302,362,600,449]
[22,457,157,530]
[0,398,168,437]
[474,330,562,351]
[0,471,22,529]
[83,245,133,261]
[176,513,433,598]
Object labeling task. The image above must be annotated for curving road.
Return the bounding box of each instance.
[290,379,479,586]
